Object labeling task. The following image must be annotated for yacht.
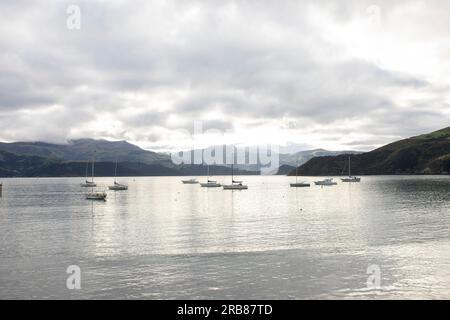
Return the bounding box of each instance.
[290,160,310,188]
[80,161,97,187]
[223,163,248,190]
[86,153,107,201]
[341,156,361,182]
[108,159,128,190]
[200,166,221,188]
[314,178,337,186]
[86,191,107,201]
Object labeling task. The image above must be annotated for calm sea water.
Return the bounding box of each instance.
[0,175,449,299]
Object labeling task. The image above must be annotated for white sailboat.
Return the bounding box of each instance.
[86,153,107,200]
[290,160,310,188]
[200,165,221,188]
[341,156,361,182]
[108,159,128,191]
[223,163,248,190]
[80,161,96,187]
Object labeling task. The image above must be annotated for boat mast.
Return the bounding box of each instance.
[348,156,351,177]
[114,158,118,184]
[231,147,234,183]
[91,152,95,183]
[296,159,299,184]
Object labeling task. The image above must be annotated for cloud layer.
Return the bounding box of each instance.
[1,0,449,151]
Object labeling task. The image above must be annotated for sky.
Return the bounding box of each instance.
[0,0,449,152]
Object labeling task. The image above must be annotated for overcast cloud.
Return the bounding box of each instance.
[0,0,449,151]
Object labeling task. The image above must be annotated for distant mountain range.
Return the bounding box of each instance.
[0,139,171,164]
[179,146,360,173]
[0,139,358,177]
[290,127,450,176]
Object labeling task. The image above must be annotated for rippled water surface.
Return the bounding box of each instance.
[1,175,450,299]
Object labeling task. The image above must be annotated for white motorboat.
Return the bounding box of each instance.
[314,178,337,186]
[108,159,128,190]
[290,159,310,188]
[341,156,361,183]
[223,163,248,190]
[182,178,199,184]
[200,166,221,188]
[200,180,222,188]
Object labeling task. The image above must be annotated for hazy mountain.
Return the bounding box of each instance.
[279,149,361,167]
[177,146,361,172]
[290,127,450,176]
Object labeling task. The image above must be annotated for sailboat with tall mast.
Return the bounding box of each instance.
[290,160,310,187]
[341,155,361,182]
[86,153,107,200]
[108,158,128,190]
[200,165,221,188]
[223,157,248,190]
[80,160,96,187]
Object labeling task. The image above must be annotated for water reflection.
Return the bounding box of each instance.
[0,175,449,299]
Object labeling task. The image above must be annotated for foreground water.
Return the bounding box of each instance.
[0,175,449,299]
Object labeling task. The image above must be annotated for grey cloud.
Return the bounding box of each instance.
[0,0,449,149]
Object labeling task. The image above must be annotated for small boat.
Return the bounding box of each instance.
[86,152,107,201]
[341,156,361,182]
[314,178,337,186]
[200,166,221,188]
[86,191,107,201]
[223,163,248,190]
[109,182,128,191]
[290,160,310,188]
[108,159,128,190]
[182,178,199,184]
[223,182,248,190]
[80,161,97,187]
[341,176,361,182]
[290,182,311,188]
[81,180,96,188]
[200,180,222,188]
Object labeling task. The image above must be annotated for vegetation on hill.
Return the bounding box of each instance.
[290,127,450,176]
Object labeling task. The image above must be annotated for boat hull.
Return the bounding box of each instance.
[200,183,222,188]
[108,185,128,190]
[341,177,361,182]
[223,185,248,190]
[290,183,310,188]
[86,193,107,200]
[81,183,96,187]
[314,182,337,186]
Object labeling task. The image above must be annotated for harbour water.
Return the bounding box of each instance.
[0,175,449,299]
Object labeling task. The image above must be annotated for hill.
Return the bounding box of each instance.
[0,139,171,165]
[290,127,450,176]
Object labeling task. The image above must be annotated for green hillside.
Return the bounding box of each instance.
[290,127,450,176]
